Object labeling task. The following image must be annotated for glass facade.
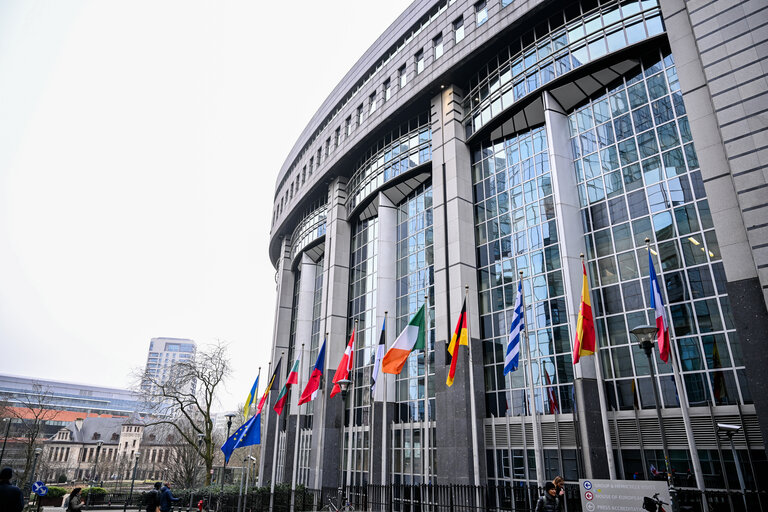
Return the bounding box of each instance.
[568,49,748,411]
[290,201,327,263]
[392,183,435,485]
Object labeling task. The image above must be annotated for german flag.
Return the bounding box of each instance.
[446,298,468,387]
[256,358,282,415]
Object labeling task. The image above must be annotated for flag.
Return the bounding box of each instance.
[370,319,386,397]
[331,328,356,398]
[446,298,468,386]
[505,281,524,374]
[382,304,426,375]
[243,376,259,420]
[299,339,326,405]
[650,464,659,477]
[573,261,596,364]
[273,353,301,415]
[648,250,670,362]
[220,412,261,463]
[544,368,559,414]
[256,359,282,415]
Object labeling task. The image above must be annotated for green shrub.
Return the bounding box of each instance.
[81,487,107,497]
[46,486,68,498]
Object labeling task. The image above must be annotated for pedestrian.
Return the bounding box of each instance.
[536,482,559,512]
[0,467,23,512]
[159,482,180,512]
[146,481,162,512]
[553,476,566,509]
[67,488,85,511]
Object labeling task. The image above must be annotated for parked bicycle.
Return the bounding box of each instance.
[319,494,355,511]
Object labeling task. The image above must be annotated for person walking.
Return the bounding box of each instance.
[553,476,566,510]
[145,481,162,512]
[67,488,85,511]
[159,482,180,512]
[536,482,559,512]
[0,467,23,512]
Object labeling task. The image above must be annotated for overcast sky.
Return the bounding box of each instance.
[0,0,413,412]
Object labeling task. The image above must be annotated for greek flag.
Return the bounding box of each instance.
[505,280,524,374]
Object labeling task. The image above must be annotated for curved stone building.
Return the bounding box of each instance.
[262,0,768,502]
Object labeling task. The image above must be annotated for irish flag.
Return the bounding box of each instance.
[273,353,300,415]
[382,304,426,375]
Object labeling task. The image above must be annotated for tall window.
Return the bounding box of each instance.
[357,104,364,126]
[369,92,377,114]
[433,33,443,60]
[415,49,425,75]
[335,127,341,148]
[383,79,392,102]
[317,148,322,167]
[346,116,353,137]
[475,0,488,26]
[399,64,408,88]
[325,137,331,157]
[453,16,464,43]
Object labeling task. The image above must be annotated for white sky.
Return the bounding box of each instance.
[0,0,413,412]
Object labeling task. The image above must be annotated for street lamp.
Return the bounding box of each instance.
[630,326,676,494]
[25,447,43,499]
[717,423,748,509]
[124,451,140,512]
[86,441,104,507]
[0,418,13,466]
[336,378,352,510]
[221,414,236,492]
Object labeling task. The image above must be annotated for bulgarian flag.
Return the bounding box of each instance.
[382,304,426,375]
[330,328,355,398]
[572,261,596,364]
[273,353,301,415]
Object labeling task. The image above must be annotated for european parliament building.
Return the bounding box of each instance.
[261,0,768,504]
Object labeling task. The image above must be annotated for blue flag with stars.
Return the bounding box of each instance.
[221,412,261,463]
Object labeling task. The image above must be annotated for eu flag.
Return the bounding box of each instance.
[221,412,261,463]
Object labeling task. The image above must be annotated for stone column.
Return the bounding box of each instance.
[260,236,295,486]
[283,253,319,484]
[310,177,352,490]
[372,192,398,485]
[431,84,487,485]
[543,91,610,479]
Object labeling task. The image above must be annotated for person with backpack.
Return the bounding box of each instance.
[159,482,180,512]
[66,488,85,511]
[536,482,559,512]
[145,482,162,512]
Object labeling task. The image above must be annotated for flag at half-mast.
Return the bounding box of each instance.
[256,358,282,415]
[273,352,301,415]
[572,261,596,364]
[299,339,326,405]
[382,304,426,375]
[446,298,468,387]
[648,249,670,362]
[370,318,386,397]
[544,368,559,413]
[243,376,259,420]
[331,328,356,398]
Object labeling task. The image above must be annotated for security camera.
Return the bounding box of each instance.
[717,423,742,433]
[249,456,257,461]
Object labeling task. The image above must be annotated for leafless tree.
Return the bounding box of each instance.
[135,343,230,486]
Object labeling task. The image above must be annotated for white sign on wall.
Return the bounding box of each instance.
[579,479,671,512]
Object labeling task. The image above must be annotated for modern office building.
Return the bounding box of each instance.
[140,337,197,396]
[262,0,768,499]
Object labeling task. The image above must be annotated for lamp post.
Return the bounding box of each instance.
[86,441,104,507]
[123,451,140,512]
[631,325,677,508]
[0,417,12,466]
[336,378,352,510]
[221,414,236,493]
[189,433,204,511]
[25,446,43,499]
[717,423,748,510]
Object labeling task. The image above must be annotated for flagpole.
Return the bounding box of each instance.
[646,239,707,501]
[581,254,617,481]
[345,320,358,490]
[315,333,329,491]
[518,272,545,486]
[259,359,271,488]
[368,361,375,487]
[270,351,285,509]
[290,343,305,512]
[464,286,482,494]
[423,293,430,488]
[242,366,261,512]
[381,312,388,487]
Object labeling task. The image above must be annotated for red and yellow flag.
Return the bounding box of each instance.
[572,261,596,364]
[446,298,468,387]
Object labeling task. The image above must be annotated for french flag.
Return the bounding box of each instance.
[648,250,670,362]
[298,339,326,405]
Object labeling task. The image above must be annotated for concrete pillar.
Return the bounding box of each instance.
[310,177,352,490]
[283,253,319,484]
[660,0,768,458]
[543,91,610,479]
[260,236,294,486]
[372,192,398,485]
[431,84,487,485]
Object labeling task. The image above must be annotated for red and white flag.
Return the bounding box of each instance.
[330,328,355,398]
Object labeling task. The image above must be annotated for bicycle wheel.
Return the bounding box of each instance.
[342,505,355,511]
[319,505,335,511]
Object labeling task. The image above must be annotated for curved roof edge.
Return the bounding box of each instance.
[274,0,432,187]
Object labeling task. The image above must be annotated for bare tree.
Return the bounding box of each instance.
[136,343,230,486]
[0,384,61,484]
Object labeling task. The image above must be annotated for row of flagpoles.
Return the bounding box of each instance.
[222,242,704,494]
